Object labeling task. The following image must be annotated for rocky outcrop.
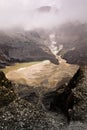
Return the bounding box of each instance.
[62,48,87,65]
[42,66,87,122]
[0,65,87,129]
[0,98,68,130]
[71,66,87,121]
[0,71,16,107]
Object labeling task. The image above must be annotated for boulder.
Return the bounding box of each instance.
[0,71,16,107]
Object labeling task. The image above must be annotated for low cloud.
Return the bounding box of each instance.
[0,0,87,30]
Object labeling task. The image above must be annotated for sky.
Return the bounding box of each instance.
[0,0,87,30]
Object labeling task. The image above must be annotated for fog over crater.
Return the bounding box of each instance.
[0,0,87,30]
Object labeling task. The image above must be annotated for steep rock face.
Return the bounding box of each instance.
[62,47,87,65]
[0,30,58,68]
[42,68,81,118]
[42,66,87,121]
[0,71,16,107]
[71,66,87,121]
[0,65,87,129]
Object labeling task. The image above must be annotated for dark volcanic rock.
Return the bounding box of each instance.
[42,66,87,121]
[62,48,87,65]
[0,71,16,107]
[71,66,87,121]
[0,67,87,129]
[0,98,68,130]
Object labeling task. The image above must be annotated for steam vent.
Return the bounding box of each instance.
[0,0,87,130]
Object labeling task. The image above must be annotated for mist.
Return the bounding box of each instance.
[0,0,87,30]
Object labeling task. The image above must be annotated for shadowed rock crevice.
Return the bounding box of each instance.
[0,66,87,129]
[42,90,74,121]
[42,67,84,121]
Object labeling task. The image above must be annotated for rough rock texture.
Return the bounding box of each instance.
[72,66,87,121]
[0,98,68,130]
[42,66,87,122]
[0,71,16,107]
[0,67,87,130]
[0,64,87,129]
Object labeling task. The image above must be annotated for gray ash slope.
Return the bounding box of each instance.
[0,29,58,68]
[55,23,87,65]
[0,22,87,67]
[34,23,87,65]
